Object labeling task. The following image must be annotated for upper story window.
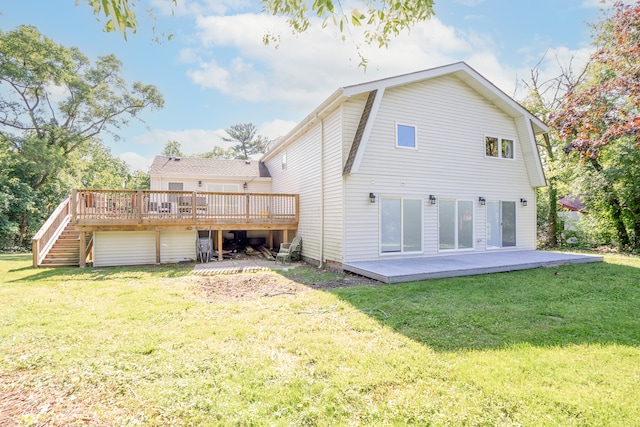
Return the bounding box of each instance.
[485,136,514,159]
[396,124,416,149]
[282,152,287,170]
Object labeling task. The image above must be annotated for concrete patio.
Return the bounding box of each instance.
[342,251,603,283]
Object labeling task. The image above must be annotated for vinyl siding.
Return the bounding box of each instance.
[151,177,272,193]
[343,75,537,262]
[321,107,344,263]
[160,230,196,263]
[94,231,156,267]
[267,122,323,262]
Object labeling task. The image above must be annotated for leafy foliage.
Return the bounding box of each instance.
[548,2,640,252]
[161,140,184,157]
[0,26,163,248]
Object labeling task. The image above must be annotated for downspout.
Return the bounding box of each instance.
[319,116,325,268]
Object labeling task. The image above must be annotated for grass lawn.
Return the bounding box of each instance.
[1,253,639,426]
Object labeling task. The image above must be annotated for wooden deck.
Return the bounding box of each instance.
[72,189,298,230]
[33,190,299,267]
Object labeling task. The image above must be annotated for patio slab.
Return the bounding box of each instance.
[193,258,304,275]
[342,251,603,283]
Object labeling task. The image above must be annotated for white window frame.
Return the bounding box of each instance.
[438,199,475,252]
[484,135,516,160]
[379,196,423,255]
[282,151,287,170]
[396,123,417,149]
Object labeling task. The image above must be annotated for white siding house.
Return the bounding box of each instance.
[261,62,547,265]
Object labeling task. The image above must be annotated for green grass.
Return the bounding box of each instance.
[1,253,639,426]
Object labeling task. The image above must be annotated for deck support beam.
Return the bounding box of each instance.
[79,231,86,268]
[155,230,161,264]
[218,229,223,261]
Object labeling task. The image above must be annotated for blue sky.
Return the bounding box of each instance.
[0,0,621,171]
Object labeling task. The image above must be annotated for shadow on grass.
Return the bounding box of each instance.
[6,261,195,283]
[325,261,640,352]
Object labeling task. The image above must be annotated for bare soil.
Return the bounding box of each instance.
[194,267,379,302]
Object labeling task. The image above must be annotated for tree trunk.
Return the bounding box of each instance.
[547,183,558,247]
[609,195,631,250]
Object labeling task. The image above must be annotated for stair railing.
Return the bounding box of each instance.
[32,197,71,267]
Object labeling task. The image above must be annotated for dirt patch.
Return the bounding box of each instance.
[0,374,103,426]
[194,268,379,302]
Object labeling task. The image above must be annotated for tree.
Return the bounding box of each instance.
[161,140,184,157]
[199,146,234,160]
[223,123,269,160]
[0,25,163,247]
[519,55,587,247]
[84,0,435,50]
[549,2,640,251]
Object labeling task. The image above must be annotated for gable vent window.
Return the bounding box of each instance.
[485,136,514,159]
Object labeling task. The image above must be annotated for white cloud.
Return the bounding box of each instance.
[119,151,154,172]
[184,12,488,113]
[259,119,297,140]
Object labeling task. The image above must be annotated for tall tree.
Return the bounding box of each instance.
[550,2,640,250]
[223,123,269,160]
[0,25,163,247]
[520,56,587,247]
[199,146,234,160]
[161,140,184,157]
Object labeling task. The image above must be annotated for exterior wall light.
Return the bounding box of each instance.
[369,192,376,204]
[198,180,202,187]
[429,195,437,205]
[520,198,528,207]
[479,197,486,206]
[243,182,248,190]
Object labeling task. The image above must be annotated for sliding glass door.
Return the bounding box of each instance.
[439,200,474,251]
[487,201,516,248]
[380,197,422,253]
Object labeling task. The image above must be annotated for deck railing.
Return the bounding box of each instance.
[32,196,70,267]
[72,190,299,226]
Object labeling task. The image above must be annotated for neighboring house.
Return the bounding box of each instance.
[260,61,547,266]
[33,62,548,269]
[149,156,272,193]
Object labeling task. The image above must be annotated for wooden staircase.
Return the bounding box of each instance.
[39,222,83,267]
[32,197,93,268]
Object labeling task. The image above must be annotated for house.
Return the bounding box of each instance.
[33,62,547,269]
[260,61,547,267]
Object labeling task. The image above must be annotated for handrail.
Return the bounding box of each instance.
[32,197,71,267]
[72,190,299,226]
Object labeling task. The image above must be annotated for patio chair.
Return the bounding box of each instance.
[275,236,302,265]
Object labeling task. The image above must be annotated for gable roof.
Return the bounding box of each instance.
[262,62,547,187]
[149,156,271,179]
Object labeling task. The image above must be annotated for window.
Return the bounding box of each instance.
[485,136,515,159]
[380,197,422,253]
[168,182,183,191]
[396,124,416,149]
[439,199,474,250]
[282,152,287,170]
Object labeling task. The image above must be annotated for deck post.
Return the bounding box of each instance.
[137,190,143,223]
[245,194,250,222]
[283,229,289,244]
[192,192,197,222]
[79,231,86,268]
[71,190,77,223]
[268,230,273,250]
[155,230,161,264]
[218,228,223,261]
[32,239,39,268]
